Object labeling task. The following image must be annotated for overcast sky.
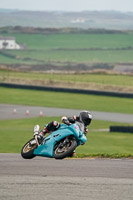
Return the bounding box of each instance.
[0,0,133,12]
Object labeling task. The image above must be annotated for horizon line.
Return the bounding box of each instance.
[0,8,133,13]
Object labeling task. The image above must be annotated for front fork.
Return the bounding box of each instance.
[35,135,39,146]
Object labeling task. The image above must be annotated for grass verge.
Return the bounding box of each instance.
[1,69,133,87]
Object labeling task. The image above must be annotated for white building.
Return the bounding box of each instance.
[0,36,21,50]
[71,18,85,24]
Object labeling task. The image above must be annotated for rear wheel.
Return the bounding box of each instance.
[21,138,37,159]
[54,137,77,159]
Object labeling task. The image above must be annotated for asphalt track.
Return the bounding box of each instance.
[0,154,133,200]
[0,104,133,123]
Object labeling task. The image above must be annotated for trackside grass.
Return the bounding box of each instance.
[0,117,133,158]
[1,69,133,87]
[0,87,133,114]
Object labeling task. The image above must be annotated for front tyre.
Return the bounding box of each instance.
[21,138,37,159]
[54,138,77,159]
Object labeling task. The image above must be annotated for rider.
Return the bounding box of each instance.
[34,111,92,144]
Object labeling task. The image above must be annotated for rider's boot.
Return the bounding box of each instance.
[37,129,47,144]
[72,150,76,157]
[69,150,76,157]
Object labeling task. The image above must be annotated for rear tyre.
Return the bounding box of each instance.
[21,138,37,159]
[54,138,77,159]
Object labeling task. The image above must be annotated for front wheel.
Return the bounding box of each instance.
[54,137,77,159]
[21,138,37,159]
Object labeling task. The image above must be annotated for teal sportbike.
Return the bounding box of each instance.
[21,123,87,159]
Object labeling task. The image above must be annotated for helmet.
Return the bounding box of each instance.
[79,111,92,126]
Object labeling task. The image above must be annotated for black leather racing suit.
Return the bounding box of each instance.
[43,116,88,135]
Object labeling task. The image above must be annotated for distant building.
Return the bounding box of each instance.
[71,18,85,24]
[0,36,21,50]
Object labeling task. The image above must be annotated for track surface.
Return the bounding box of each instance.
[0,104,133,123]
[0,154,133,200]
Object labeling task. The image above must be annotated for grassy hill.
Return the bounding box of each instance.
[0,10,133,30]
[0,27,133,92]
[0,29,133,71]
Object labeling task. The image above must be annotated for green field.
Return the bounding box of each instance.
[0,32,133,65]
[0,87,133,114]
[1,49,133,64]
[4,33,133,49]
[0,116,133,157]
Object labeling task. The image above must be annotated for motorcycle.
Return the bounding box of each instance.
[21,123,87,159]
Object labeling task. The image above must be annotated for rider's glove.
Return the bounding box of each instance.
[84,128,88,135]
[61,116,67,122]
[61,116,71,125]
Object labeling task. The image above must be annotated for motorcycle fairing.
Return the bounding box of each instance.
[33,123,87,158]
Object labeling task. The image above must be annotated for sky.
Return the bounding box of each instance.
[0,0,133,12]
